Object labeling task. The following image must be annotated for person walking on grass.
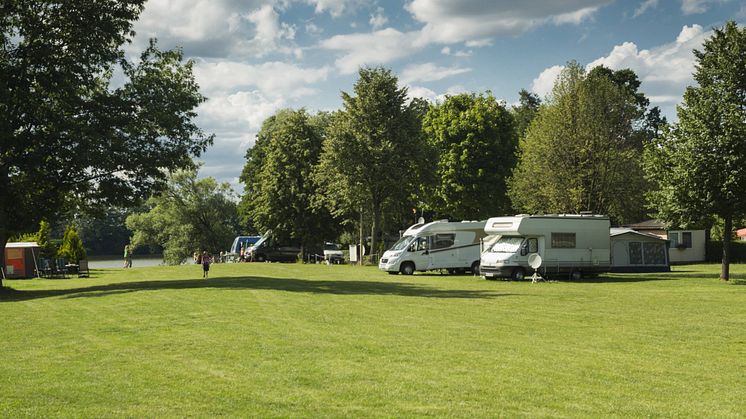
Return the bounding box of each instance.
[123,244,132,268]
[202,251,211,278]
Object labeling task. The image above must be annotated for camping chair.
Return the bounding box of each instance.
[77,260,90,278]
[38,258,53,278]
[54,258,68,279]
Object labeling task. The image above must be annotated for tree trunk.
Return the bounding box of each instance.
[720,214,731,281]
[371,201,381,267]
[0,230,6,289]
[358,207,363,266]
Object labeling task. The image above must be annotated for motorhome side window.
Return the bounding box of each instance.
[551,233,576,248]
[415,236,429,251]
[431,234,455,250]
[527,238,538,253]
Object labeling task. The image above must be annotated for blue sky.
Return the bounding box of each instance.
[126,0,745,189]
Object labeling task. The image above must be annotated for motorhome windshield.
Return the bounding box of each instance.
[391,236,414,251]
[488,236,524,253]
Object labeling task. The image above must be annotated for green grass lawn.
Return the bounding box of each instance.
[1,263,745,417]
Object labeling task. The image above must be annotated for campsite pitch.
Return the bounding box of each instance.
[1,263,745,417]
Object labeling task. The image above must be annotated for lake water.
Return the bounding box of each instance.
[88,255,166,269]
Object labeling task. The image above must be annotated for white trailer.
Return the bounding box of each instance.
[379,220,486,275]
[480,214,611,280]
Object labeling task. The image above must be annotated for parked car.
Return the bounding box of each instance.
[247,233,300,262]
[323,242,344,264]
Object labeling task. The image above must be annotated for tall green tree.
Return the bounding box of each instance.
[509,62,646,223]
[424,92,517,219]
[0,1,212,287]
[241,109,337,258]
[644,21,746,281]
[512,89,541,140]
[314,67,429,259]
[126,169,239,265]
[58,225,86,263]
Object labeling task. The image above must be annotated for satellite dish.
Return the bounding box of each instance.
[418,216,425,224]
[528,253,542,269]
[528,253,543,283]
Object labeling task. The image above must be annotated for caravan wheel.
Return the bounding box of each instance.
[570,270,582,281]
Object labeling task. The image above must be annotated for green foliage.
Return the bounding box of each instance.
[512,89,541,140]
[644,21,746,279]
[126,168,239,265]
[58,225,86,263]
[73,209,137,256]
[706,240,746,263]
[0,2,212,284]
[423,92,517,219]
[241,109,338,256]
[509,62,648,224]
[36,220,56,259]
[314,67,431,254]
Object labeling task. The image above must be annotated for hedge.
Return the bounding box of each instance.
[706,240,746,263]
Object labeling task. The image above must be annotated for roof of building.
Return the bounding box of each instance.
[5,242,40,248]
[737,228,746,237]
[610,228,666,241]
[622,219,667,230]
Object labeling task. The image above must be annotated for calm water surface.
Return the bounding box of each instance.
[88,255,166,269]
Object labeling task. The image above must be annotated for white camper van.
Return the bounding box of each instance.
[480,214,611,280]
[379,220,486,275]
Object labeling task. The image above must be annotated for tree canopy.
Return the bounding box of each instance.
[644,21,746,280]
[241,109,337,257]
[0,1,212,285]
[423,92,517,219]
[509,62,648,224]
[314,67,429,257]
[126,169,239,265]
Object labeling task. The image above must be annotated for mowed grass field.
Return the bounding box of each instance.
[1,263,745,417]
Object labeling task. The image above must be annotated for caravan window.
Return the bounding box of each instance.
[431,234,455,250]
[488,236,524,253]
[551,233,576,248]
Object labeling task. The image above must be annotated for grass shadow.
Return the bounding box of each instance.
[1,275,512,302]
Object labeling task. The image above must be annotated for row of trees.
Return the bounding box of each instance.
[239,66,660,258]
[239,22,744,279]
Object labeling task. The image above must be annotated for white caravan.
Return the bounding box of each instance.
[480,214,611,280]
[379,220,487,275]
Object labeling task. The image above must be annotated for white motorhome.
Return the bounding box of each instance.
[480,214,611,280]
[379,220,486,275]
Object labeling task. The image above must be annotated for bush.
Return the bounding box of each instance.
[58,225,87,263]
[706,240,746,263]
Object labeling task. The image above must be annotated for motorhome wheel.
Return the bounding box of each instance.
[570,270,582,281]
[511,267,525,281]
[400,262,415,275]
[470,261,480,275]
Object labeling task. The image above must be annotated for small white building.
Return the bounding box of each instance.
[610,228,670,272]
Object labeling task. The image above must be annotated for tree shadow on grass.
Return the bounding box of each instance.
[0,275,513,302]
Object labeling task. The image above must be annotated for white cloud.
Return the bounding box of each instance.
[305,22,323,35]
[680,0,729,15]
[369,7,388,30]
[441,46,472,57]
[194,61,331,98]
[406,0,612,45]
[246,5,298,57]
[306,0,357,17]
[320,28,422,74]
[401,62,471,84]
[531,65,565,99]
[406,85,439,102]
[633,0,659,18]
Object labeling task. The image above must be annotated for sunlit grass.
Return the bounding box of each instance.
[1,263,745,417]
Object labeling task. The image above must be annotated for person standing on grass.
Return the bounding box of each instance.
[202,251,211,278]
[123,244,132,268]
